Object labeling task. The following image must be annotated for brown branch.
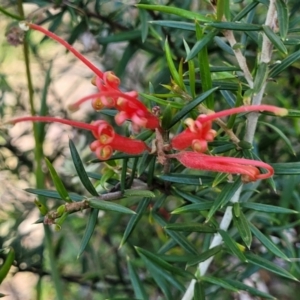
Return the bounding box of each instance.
[44,191,123,224]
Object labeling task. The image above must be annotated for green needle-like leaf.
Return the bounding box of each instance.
[245,253,299,281]
[208,22,261,31]
[136,4,212,22]
[219,230,247,262]
[149,20,195,31]
[158,174,214,185]
[88,199,136,214]
[77,208,98,258]
[259,121,295,155]
[187,245,223,266]
[45,158,71,203]
[196,23,214,109]
[207,178,242,222]
[186,29,218,61]
[136,247,195,279]
[172,203,213,214]
[154,214,199,255]
[276,0,289,40]
[69,139,98,197]
[240,202,298,214]
[120,198,151,247]
[25,188,84,202]
[127,259,148,300]
[167,87,218,129]
[165,38,182,88]
[0,248,15,284]
[272,162,300,175]
[233,210,252,249]
[165,223,216,233]
[201,276,239,292]
[224,279,276,299]
[270,50,300,77]
[262,25,287,55]
[249,223,290,261]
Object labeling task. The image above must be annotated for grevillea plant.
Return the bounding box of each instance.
[1,1,300,300]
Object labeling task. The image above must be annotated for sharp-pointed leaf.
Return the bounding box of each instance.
[136,4,212,22]
[259,121,295,155]
[141,256,181,298]
[139,8,148,43]
[127,259,148,300]
[219,229,247,262]
[253,62,269,93]
[149,20,195,31]
[194,281,206,300]
[208,22,261,31]
[78,208,98,257]
[45,158,71,203]
[262,25,287,55]
[120,198,151,247]
[167,87,218,128]
[200,276,239,292]
[191,79,248,91]
[245,252,298,281]
[69,140,98,196]
[270,50,300,77]
[224,279,276,299]
[196,23,214,109]
[276,0,289,40]
[233,210,252,249]
[158,174,213,185]
[165,38,182,88]
[154,214,198,255]
[88,199,136,214]
[165,223,216,233]
[67,20,87,46]
[186,30,218,61]
[135,247,195,279]
[233,2,259,21]
[0,248,15,284]
[214,36,235,55]
[25,188,84,202]
[123,189,155,198]
[98,30,141,44]
[271,162,300,175]
[241,202,298,214]
[250,223,290,261]
[140,92,183,108]
[172,203,214,214]
[171,187,210,204]
[187,245,223,266]
[207,178,242,222]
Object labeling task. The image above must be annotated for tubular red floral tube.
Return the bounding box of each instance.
[7,116,149,159]
[168,152,274,182]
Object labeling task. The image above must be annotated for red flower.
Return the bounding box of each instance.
[20,22,160,130]
[168,104,287,182]
[7,116,149,160]
[171,115,216,152]
[171,105,287,152]
[168,152,274,183]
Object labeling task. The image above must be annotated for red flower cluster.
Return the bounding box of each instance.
[11,22,288,182]
[25,23,160,132]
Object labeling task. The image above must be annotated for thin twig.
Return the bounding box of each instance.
[223,30,253,88]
